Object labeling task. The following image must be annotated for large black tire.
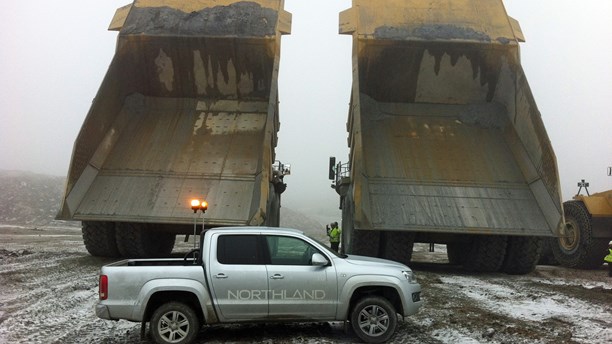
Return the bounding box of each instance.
[462,235,507,272]
[352,230,380,257]
[350,296,397,343]
[116,222,176,258]
[538,238,558,265]
[446,243,465,265]
[551,201,609,269]
[150,302,200,344]
[502,236,543,275]
[381,231,415,266]
[82,221,120,257]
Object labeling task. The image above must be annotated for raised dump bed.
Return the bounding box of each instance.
[58,0,292,257]
[334,0,563,274]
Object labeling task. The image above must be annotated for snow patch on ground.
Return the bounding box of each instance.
[439,275,612,342]
[534,277,612,290]
[2,229,611,343]
[431,328,482,344]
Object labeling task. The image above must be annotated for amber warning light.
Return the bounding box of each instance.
[191,199,208,213]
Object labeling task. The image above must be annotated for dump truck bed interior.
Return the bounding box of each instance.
[58,0,291,228]
[339,0,563,236]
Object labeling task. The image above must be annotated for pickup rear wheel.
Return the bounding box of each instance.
[150,302,199,344]
[350,296,397,343]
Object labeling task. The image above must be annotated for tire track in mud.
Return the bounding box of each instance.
[1,234,611,343]
[0,250,140,344]
[406,267,612,343]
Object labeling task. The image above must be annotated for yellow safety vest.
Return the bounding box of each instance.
[329,227,341,243]
[605,249,612,263]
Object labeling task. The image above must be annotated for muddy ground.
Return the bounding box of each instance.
[0,226,610,344]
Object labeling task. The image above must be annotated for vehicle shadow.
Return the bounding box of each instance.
[192,321,355,343]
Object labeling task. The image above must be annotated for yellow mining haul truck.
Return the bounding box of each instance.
[332,0,563,274]
[550,182,612,269]
[57,0,292,257]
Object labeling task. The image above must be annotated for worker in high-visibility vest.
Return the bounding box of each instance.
[326,222,342,252]
[605,241,612,277]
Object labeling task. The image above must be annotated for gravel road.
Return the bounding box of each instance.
[0,226,610,343]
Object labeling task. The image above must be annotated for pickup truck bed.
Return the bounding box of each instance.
[124,259,197,267]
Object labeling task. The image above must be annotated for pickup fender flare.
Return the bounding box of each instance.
[336,275,405,319]
[132,278,219,324]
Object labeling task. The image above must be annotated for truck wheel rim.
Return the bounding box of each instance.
[559,220,579,252]
[158,310,190,343]
[357,305,389,337]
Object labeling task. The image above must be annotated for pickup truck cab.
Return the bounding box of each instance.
[96,227,422,343]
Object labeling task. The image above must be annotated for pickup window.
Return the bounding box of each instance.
[215,234,325,266]
[217,235,265,265]
[265,236,322,265]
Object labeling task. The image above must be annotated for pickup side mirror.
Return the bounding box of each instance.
[311,253,329,266]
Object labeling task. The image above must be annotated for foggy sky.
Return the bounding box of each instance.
[1,1,610,224]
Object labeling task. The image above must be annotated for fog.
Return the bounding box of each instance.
[1,0,610,224]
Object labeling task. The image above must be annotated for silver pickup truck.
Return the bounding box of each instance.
[96,227,422,343]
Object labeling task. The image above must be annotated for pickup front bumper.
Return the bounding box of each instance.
[402,283,423,316]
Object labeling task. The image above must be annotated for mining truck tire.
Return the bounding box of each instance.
[551,201,608,269]
[502,236,542,275]
[538,238,558,265]
[352,230,381,257]
[116,222,175,258]
[381,231,415,266]
[82,221,120,257]
[462,235,508,272]
[446,243,465,265]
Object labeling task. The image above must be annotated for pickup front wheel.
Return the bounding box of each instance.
[150,302,199,344]
[350,296,397,343]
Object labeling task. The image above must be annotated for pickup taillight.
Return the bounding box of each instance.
[99,275,108,300]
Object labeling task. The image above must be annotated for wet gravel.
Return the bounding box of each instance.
[0,226,610,343]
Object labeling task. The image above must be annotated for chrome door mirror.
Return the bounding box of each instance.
[311,253,329,266]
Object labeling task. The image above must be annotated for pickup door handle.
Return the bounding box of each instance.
[214,273,228,279]
[270,274,284,280]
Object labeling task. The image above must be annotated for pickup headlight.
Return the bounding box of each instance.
[402,270,417,284]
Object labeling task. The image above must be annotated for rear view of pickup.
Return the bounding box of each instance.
[96,227,422,343]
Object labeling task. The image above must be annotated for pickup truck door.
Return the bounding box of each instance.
[264,235,338,319]
[208,234,269,320]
